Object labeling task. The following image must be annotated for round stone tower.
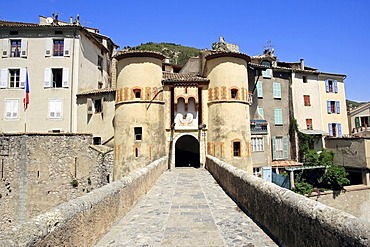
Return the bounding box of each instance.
[114,50,166,180]
[205,52,252,173]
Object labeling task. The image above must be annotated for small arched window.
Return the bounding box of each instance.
[231,89,238,99]
[133,89,141,99]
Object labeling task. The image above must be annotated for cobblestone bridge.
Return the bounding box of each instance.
[96,168,277,247]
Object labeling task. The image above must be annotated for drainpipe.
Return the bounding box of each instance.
[69,30,76,132]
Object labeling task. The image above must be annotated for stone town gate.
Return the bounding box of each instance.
[170,133,202,169]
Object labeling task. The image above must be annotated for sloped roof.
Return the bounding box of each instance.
[0,20,39,27]
[77,88,116,96]
[114,50,166,60]
[205,51,251,62]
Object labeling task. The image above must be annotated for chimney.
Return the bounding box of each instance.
[70,16,73,24]
[300,58,305,70]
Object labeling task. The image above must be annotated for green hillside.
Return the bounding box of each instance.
[124,42,200,66]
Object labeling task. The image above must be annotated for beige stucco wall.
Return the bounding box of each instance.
[76,92,115,143]
[114,56,166,180]
[319,75,349,136]
[292,73,324,131]
[205,56,252,173]
[0,29,110,134]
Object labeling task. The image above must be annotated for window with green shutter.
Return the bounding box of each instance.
[274,108,283,125]
[256,81,263,98]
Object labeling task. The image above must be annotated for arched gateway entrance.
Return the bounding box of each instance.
[175,135,200,168]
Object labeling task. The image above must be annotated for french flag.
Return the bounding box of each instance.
[23,71,29,110]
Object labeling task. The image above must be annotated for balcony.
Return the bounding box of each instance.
[250,120,268,134]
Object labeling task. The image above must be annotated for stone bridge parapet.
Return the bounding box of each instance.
[0,157,167,247]
[206,155,370,247]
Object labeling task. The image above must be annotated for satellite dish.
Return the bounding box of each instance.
[46,17,53,24]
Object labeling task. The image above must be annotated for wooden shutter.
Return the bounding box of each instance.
[338,123,342,137]
[327,101,331,114]
[274,109,282,125]
[272,137,276,160]
[257,81,263,98]
[325,80,329,92]
[101,97,104,113]
[45,38,52,57]
[56,100,62,118]
[20,39,28,57]
[328,123,333,136]
[62,68,69,87]
[336,101,340,114]
[334,80,338,93]
[283,136,288,159]
[64,38,71,57]
[49,100,55,118]
[44,68,51,87]
[273,82,281,98]
[0,69,7,88]
[355,117,360,128]
[257,106,264,118]
[20,68,27,88]
[2,39,8,57]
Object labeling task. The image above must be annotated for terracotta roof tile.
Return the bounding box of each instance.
[0,20,39,27]
[162,72,209,83]
[272,160,303,167]
[205,51,251,62]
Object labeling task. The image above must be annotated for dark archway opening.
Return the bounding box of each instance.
[175,135,200,168]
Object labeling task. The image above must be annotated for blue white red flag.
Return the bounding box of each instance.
[23,71,29,110]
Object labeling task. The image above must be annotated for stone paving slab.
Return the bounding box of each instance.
[95,168,278,247]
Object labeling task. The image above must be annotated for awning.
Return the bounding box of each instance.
[300,129,327,135]
[271,160,303,167]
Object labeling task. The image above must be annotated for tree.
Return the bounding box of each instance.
[322,165,350,190]
[304,150,319,166]
[319,149,335,167]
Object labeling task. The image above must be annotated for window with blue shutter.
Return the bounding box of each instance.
[336,101,340,114]
[334,80,338,93]
[273,82,281,99]
[338,123,342,137]
[256,81,263,98]
[327,101,331,114]
[274,108,283,125]
[325,80,329,92]
[283,136,288,159]
[257,106,264,118]
[328,123,333,136]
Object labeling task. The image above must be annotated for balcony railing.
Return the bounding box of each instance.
[250,120,268,134]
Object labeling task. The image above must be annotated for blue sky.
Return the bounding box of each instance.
[1,0,369,102]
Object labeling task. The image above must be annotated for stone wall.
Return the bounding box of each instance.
[0,134,113,232]
[0,157,167,247]
[206,155,370,247]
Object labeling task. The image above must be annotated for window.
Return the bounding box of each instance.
[306,119,313,130]
[273,82,281,99]
[303,95,311,106]
[53,39,64,56]
[52,69,63,87]
[274,108,283,125]
[325,79,338,93]
[262,69,272,79]
[261,60,271,67]
[5,99,19,119]
[256,81,263,98]
[44,68,69,88]
[48,99,62,119]
[98,56,103,71]
[94,99,102,113]
[231,89,238,99]
[10,40,21,57]
[134,127,142,141]
[9,69,20,88]
[253,167,262,177]
[327,100,340,114]
[272,136,288,160]
[251,137,264,152]
[328,123,342,137]
[93,137,101,145]
[134,89,141,99]
[303,76,307,83]
[257,106,264,118]
[233,141,241,157]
